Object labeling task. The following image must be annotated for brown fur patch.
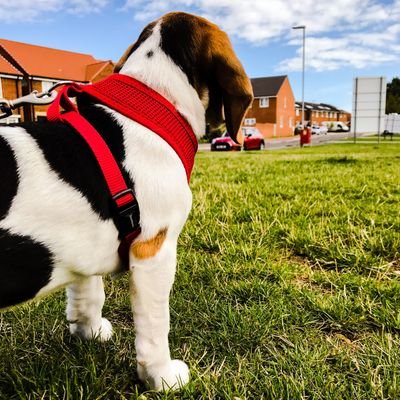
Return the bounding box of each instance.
[161,12,253,141]
[131,228,168,259]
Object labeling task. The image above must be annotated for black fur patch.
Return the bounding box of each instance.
[0,135,18,220]
[159,13,212,98]
[20,102,133,220]
[0,229,53,308]
[160,15,199,88]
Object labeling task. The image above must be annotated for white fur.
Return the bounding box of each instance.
[0,127,120,294]
[113,21,203,389]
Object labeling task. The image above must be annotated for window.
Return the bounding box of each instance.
[296,109,300,116]
[280,116,284,128]
[289,117,293,128]
[284,97,287,109]
[244,118,256,126]
[259,97,269,108]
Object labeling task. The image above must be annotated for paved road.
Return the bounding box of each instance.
[198,132,375,151]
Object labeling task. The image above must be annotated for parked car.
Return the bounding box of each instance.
[211,128,265,151]
[242,127,265,150]
[322,121,349,132]
[311,124,328,135]
[210,132,240,151]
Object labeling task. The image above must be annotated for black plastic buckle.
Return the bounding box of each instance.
[112,189,141,239]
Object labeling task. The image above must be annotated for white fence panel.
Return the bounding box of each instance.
[352,77,386,134]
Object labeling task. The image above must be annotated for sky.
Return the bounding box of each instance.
[1,0,399,111]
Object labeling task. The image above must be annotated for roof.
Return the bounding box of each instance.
[0,38,113,82]
[0,54,20,75]
[295,101,350,113]
[251,75,287,97]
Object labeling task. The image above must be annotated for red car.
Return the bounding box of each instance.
[211,128,265,151]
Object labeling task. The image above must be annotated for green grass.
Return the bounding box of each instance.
[1,143,400,399]
[346,135,400,142]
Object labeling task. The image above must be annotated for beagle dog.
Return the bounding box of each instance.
[0,12,253,390]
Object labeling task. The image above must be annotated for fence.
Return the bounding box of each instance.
[384,114,400,134]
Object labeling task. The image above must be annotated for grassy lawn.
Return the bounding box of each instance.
[1,143,400,399]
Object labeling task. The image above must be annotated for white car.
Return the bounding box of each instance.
[311,124,328,135]
[322,121,349,132]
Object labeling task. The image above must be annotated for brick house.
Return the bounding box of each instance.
[0,38,114,123]
[295,101,351,127]
[244,75,295,138]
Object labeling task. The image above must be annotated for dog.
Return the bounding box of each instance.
[0,12,253,390]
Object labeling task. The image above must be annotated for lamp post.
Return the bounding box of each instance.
[292,25,306,129]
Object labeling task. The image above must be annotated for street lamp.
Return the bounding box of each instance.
[292,25,306,129]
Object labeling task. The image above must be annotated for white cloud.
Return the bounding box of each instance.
[0,0,109,22]
[2,0,399,73]
[122,0,400,72]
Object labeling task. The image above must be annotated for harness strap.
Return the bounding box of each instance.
[47,84,141,269]
[47,74,198,270]
[81,74,198,180]
[48,87,134,207]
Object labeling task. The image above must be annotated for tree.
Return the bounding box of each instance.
[386,77,400,114]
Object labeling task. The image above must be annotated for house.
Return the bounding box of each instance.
[244,75,295,138]
[295,101,351,127]
[0,38,114,123]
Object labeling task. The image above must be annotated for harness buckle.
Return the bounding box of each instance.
[112,189,141,239]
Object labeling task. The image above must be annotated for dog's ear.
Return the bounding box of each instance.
[206,30,253,143]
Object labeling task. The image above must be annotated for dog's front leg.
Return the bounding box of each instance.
[130,238,189,391]
[66,276,113,341]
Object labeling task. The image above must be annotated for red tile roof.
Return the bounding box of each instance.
[0,38,113,82]
[0,53,20,75]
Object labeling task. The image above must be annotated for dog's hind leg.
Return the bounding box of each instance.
[129,236,189,391]
[66,275,113,341]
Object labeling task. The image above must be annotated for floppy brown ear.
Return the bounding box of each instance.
[206,31,253,143]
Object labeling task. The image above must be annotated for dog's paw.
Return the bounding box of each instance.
[138,359,190,391]
[69,318,113,341]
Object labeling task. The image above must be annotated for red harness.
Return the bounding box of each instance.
[47,73,198,268]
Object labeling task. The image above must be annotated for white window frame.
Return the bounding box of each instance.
[244,118,256,126]
[259,97,269,108]
[296,109,300,116]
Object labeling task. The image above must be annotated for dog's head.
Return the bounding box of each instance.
[115,12,253,142]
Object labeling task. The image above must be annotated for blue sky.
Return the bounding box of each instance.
[1,0,399,111]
